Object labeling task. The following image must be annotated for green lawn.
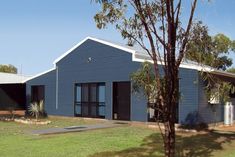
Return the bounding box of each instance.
[0,116,235,157]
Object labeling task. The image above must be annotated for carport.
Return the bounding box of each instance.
[0,72,29,111]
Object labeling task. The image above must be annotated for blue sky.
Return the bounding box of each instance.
[0,0,235,75]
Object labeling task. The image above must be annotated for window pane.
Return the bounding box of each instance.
[91,103,97,117]
[98,85,105,102]
[76,85,81,102]
[90,84,97,102]
[82,103,89,116]
[75,104,81,115]
[82,84,89,102]
[99,105,105,116]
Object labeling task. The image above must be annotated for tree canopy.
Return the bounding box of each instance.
[226,67,235,74]
[131,61,157,102]
[186,21,235,70]
[0,64,17,74]
[93,0,198,156]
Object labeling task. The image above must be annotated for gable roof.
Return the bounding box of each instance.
[0,72,30,84]
[29,36,235,81]
[53,36,137,64]
[52,36,211,70]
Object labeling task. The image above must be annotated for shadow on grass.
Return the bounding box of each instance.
[176,131,235,157]
[89,131,235,157]
[89,133,164,157]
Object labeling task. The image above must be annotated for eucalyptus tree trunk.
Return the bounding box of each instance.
[163,70,179,157]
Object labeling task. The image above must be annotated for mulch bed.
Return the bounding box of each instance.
[0,117,51,125]
[0,112,51,125]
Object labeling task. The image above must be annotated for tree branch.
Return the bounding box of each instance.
[175,0,181,30]
[176,0,198,67]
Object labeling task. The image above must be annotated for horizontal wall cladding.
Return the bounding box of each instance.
[178,68,199,124]
[26,70,56,115]
[198,78,223,123]
[56,39,147,121]
[26,39,201,123]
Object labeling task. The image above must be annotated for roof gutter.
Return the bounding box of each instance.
[209,70,235,79]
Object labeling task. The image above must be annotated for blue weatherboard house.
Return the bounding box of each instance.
[25,37,235,124]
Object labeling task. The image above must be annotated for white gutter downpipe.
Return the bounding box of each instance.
[56,66,59,110]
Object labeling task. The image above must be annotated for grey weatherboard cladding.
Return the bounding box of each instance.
[26,70,57,115]
[26,39,201,123]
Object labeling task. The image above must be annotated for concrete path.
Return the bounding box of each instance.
[31,123,125,135]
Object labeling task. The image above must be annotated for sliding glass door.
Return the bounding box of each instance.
[75,83,105,118]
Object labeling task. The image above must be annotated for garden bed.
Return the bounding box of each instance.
[0,116,51,125]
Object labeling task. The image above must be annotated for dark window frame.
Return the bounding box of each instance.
[74,83,105,118]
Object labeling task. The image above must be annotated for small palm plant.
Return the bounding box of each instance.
[28,100,44,121]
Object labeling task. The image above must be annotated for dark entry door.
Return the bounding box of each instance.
[113,82,131,121]
[31,85,45,103]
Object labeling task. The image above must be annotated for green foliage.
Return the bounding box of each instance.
[131,62,157,102]
[28,100,44,120]
[204,68,235,104]
[0,64,17,74]
[219,82,235,103]
[93,0,190,48]
[201,72,235,105]
[226,68,235,73]
[94,0,126,29]
[186,21,235,104]
[186,21,234,70]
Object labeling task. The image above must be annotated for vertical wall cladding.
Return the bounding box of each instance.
[198,77,223,123]
[56,39,147,121]
[26,70,56,115]
[178,68,199,124]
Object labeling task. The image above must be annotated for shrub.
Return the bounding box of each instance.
[28,100,44,120]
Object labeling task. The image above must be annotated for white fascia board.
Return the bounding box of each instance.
[180,62,214,72]
[53,36,136,65]
[53,37,90,65]
[132,54,214,71]
[87,37,136,54]
[132,55,235,78]
[23,68,56,83]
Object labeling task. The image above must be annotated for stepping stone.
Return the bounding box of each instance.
[31,123,124,135]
